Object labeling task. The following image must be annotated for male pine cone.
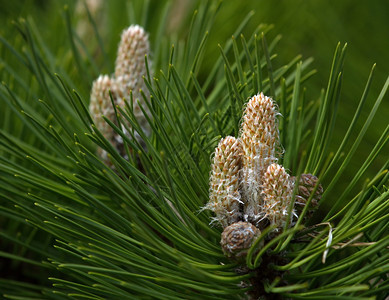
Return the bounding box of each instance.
[207,136,243,228]
[89,25,151,166]
[240,93,280,224]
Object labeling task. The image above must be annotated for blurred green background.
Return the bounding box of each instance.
[0,0,388,292]
[211,0,389,181]
[1,0,388,186]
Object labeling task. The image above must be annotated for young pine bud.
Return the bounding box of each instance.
[115,25,150,83]
[220,221,262,260]
[114,25,151,138]
[261,163,295,232]
[207,136,243,228]
[89,75,125,164]
[240,93,280,223]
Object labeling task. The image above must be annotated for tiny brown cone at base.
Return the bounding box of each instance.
[204,93,323,265]
[294,174,323,219]
[220,221,262,260]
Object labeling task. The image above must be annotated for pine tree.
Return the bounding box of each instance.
[0,1,388,299]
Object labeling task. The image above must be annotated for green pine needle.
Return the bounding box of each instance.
[0,1,388,299]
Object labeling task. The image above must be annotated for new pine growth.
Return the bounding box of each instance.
[89,25,151,165]
[207,136,243,228]
[206,93,323,260]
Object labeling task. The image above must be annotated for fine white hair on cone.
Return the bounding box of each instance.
[207,136,243,228]
[261,163,295,232]
[240,93,280,223]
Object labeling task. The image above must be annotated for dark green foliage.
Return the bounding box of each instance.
[0,1,388,299]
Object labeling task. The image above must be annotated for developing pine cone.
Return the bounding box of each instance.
[89,75,125,164]
[90,25,152,166]
[115,25,151,138]
[207,136,243,228]
[294,174,323,216]
[261,163,295,232]
[240,93,280,223]
[220,221,263,260]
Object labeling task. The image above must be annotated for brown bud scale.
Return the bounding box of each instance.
[220,221,262,260]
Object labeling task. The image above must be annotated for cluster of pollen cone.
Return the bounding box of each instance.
[89,25,151,165]
[206,93,323,260]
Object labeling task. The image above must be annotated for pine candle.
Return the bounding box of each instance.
[240,93,280,224]
[207,136,243,228]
